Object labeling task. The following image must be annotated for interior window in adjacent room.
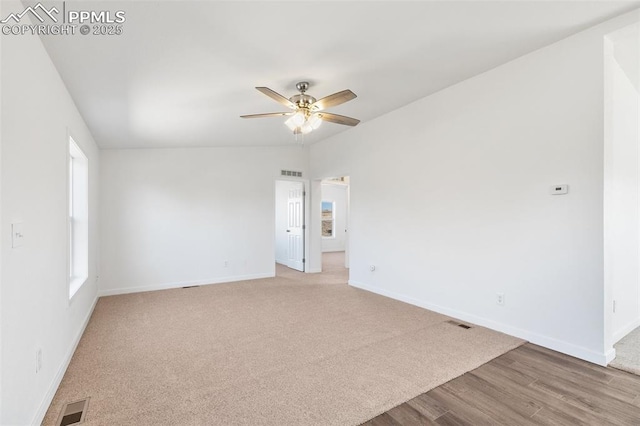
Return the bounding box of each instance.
[322,201,335,238]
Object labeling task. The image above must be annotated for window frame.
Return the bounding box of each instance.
[68,135,89,300]
[321,200,335,239]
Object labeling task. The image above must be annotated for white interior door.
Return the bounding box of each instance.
[287,182,305,271]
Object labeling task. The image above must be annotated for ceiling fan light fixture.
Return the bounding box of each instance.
[284,116,298,132]
[308,114,323,130]
[291,111,305,127]
[300,121,313,134]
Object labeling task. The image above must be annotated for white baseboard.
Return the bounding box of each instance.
[99,273,274,297]
[31,295,99,426]
[349,280,612,366]
[322,249,346,253]
[612,317,640,344]
[605,348,617,365]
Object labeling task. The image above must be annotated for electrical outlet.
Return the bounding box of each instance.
[36,349,42,373]
[223,260,229,268]
[496,293,505,306]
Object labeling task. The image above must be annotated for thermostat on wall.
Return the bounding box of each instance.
[550,184,569,195]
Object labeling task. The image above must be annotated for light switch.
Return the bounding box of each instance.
[11,223,24,248]
[550,184,568,195]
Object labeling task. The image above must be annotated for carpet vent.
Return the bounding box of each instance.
[281,169,302,177]
[446,320,472,329]
[57,398,89,426]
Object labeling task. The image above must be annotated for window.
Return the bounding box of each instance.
[69,137,88,299]
[322,201,334,238]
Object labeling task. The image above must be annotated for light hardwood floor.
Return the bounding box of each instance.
[364,343,640,425]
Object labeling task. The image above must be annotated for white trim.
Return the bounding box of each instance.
[0,11,3,412]
[274,177,310,274]
[68,134,89,301]
[306,268,322,273]
[31,296,98,426]
[68,137,87,161]
[605,348,617,365]
[602,13,640,363]
[321,248,345,253]
[613,317,640,344]
[99,273,274,297]
[349,280,612,366]
[69,276,88,301]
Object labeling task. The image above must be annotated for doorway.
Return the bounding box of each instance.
[275,180,305,272]
[321,177,350,270]
[604,21,640,366]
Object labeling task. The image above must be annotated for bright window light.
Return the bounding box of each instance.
[322,201,335,238]
[69,136,89,299]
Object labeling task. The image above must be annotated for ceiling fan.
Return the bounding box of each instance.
[241,82,360,135]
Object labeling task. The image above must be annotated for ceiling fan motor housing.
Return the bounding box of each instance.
[289,94,317,111]
[289,81,317,113]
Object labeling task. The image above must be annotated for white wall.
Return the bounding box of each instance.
[1,1,101,422]
[310,11,640,365]
[321,183,348,252]
[605,23,640,344]
[308,179,323,273]
[100,147,307,295]
[0,1,4,418]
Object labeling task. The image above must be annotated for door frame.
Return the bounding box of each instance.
[308,175,351,275]
[603,20,640,362]
[274,177,310,273]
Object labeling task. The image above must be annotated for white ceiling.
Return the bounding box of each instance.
[38,0,640,149]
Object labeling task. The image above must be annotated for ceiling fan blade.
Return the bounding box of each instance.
[240,112,294,119]
[311,90,356,111]
[255,87,296,109]
[318,112,360,126]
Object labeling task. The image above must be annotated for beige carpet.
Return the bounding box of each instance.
[611,326,640,376]
[275,252,349,284]
[43,252,524,425]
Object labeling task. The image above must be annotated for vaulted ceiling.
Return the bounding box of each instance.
[38,1,640,149]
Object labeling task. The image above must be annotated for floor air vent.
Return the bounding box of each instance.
[446,320,472,329]
[57,398,89,426]
[182,285,200,289]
